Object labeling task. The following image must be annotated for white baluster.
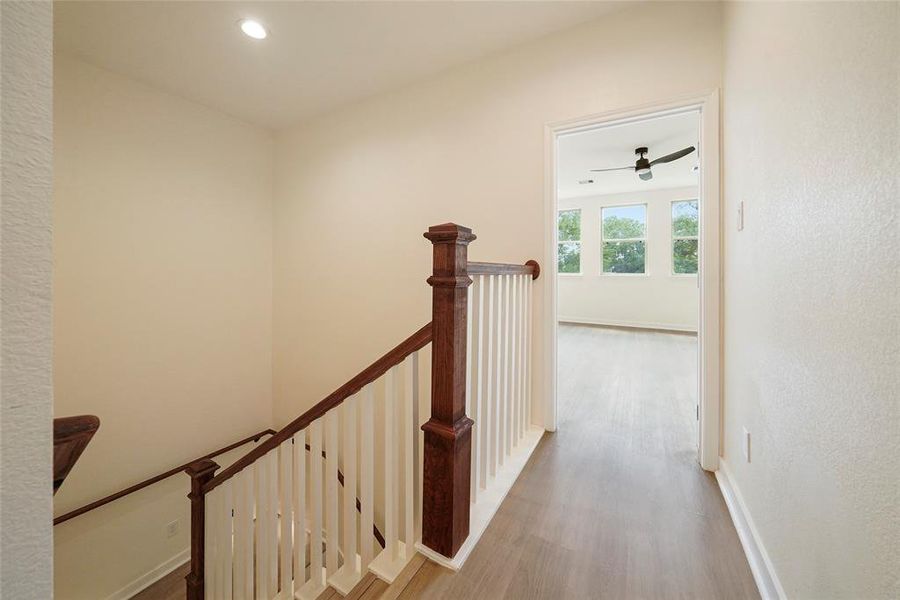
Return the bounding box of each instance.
[279,439,293,599]
[205,488,217,600]
[526,275,533,429]
[243,468,254,600]
[410,352,421,543]
[255,457,268,599]
[245,466,256,600]
[506,274,515,454]
[268,449,279,595]
[510,272,519,449]
[360,384,375,572]
[233,469,250,600]
[370,366,410,582]
[518,274,526,442]
[496,274,506,467]
[403,354,417,555]
[222,480,234,600]
[506,274,515,459]
[384,367,398,559]
[345,395,359,570]
[476,275,487,491]
[486,274,496,478]
[325,409,339,578]
[330,394,361,595]
[308,419,325,595]
[465,276,476,502]
[292,430,307,593]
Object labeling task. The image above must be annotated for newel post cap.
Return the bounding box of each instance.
[423,223,476,244]
[184,459,219,479]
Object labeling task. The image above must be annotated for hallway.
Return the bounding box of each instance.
[390,324,758,599]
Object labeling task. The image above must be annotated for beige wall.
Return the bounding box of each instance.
[53,56,274,599]
[272,1,723,426]
[722,2,899,598]
[1,2,54,598]
[558,187,699,331]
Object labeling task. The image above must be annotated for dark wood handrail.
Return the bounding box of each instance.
[53,428,276,525]
[204,322,433,494]
[468,260,541,280]
[54,415,101,495]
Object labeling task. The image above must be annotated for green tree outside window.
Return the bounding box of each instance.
[602,205,646,274]
[558,209,581,273]
[672,200,699,274]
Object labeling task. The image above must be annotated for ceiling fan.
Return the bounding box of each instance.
[590,146,696,181]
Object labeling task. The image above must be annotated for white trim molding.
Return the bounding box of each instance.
[104,549,189,600]
[558,317,697,334]
[543,90,721,468]
[716,460,786,600]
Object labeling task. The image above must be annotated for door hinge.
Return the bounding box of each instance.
[696,404,700,420]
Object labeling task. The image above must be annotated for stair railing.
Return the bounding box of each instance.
[187,324,430,600]
[185,223,539,599]
[420,224,540,563]
[463,259,539,508]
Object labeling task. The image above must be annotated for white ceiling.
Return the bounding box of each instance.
[55,1,626,130]
[558,111,700,199]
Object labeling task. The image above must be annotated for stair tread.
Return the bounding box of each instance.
[378,554,427,600]
[342,573,380,600]
[331,552,431,600]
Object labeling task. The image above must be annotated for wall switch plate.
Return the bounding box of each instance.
[742,427,751,462]
[737,201,744,231]
[166,520,179,538]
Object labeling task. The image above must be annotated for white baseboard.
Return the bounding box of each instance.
[415,426,544,571]
[557,316,697,333]
[716,459,786,600]
[105,548,189,600]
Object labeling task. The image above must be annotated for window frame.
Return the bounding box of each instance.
[600,202,649,276]
[670,198,699,277]
[556,208,583,276]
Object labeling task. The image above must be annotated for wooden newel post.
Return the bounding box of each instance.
[184,459,219,600]
[421,223,476,558]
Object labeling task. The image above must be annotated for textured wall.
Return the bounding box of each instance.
[0,1,54,598]
[722,2,899,598]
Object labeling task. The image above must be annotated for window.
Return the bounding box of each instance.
[672,200,699,274]
[557,209,581,273]
[601,204,646,274]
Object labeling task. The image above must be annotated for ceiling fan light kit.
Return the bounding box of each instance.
[590,145,696,182]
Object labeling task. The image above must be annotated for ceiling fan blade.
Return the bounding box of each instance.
[649,146,696,166]
[589,166,634,173]
[639,170,653,181]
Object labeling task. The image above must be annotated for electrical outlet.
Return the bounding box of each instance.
[742,427,751,462]
[737,201,745,231]
[166,520,179,538]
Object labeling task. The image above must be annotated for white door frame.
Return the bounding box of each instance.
[542,90,721,471]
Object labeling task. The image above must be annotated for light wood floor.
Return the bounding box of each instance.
[391,325,758,599]
[137,325,758,599]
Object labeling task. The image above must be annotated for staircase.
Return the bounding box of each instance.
[185,223,541,600]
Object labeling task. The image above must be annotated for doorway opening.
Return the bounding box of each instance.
[542,95,720,471]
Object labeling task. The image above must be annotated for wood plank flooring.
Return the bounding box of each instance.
[131,562,189,600]
[392,325,758,599]
[135,325,757,599]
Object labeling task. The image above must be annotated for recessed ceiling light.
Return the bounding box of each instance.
[240,19,267,40]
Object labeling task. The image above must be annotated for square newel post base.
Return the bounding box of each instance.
[421,416,474,559]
